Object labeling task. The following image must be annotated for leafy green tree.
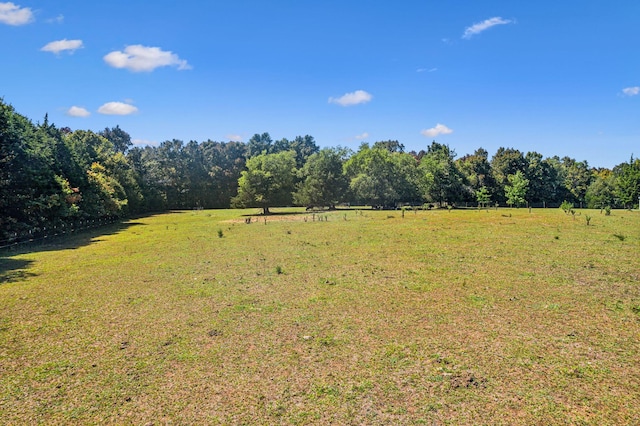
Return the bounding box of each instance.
[491,147,527,202]
[613,156,640,208]
[392,151,422,203]
[272,135,319,168]
[232,150,297,214]
[145,139,191,209]
[200,140,247,208]
[294,147,349,208]
[418,142,468,206]
[246,132,273,158]
[106,152,144,214]
[344,144,420,207]
[585,169,615,209]
[84,162,128,217]
[373,140,404,153]
[524,151,564,205]
[457,148,497,202]
[99,125,132,154]
[560,157,592,206]
[505,170,529,207]
[476,186,491,208]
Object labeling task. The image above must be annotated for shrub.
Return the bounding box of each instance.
[217,229,224,238]
[560,200,573,214]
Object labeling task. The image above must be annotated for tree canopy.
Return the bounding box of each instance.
[231,150,297,215]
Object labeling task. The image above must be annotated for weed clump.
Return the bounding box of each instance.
[217,229,224,238]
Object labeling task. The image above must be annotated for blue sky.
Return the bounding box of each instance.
[1,0,638,168]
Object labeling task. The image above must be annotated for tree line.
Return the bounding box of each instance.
[2,99,639,242]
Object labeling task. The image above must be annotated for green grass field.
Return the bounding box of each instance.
[1,208,639,425]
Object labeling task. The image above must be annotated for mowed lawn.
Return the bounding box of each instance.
[1,208,639,425]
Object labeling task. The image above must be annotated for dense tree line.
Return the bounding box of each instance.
[2,99,639,243]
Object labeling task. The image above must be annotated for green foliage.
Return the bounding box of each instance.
[457,148,497,203]
[613,156,640,209]
[491,147,527,202]
[99,125,132,154]
[561,156,592,205]
[344,143,420,207]
[418,142,468,205]
[293,147,349,208]
[475,186,491,208]
[231,151,297,214]
[560,200,574,214]
[586,170,615,209]
[504,170,529,207]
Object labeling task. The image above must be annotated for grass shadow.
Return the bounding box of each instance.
[0,219,146,285]
[0,258,36,284]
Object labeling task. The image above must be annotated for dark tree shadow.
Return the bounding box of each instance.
[0,220,146,285]
[0,258,36,284]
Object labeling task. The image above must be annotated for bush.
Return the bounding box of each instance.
[560,200,573,214]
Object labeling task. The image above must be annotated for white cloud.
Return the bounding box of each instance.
[355,132,369,140]
[329,90,372,106]
[463,17,512,39]
[66,106,90,117]
[97,101,138,115]
[132,138,157,147]
[417,68,437,73]
[41,39,83,54]
[104,45,191,72]
[46,14,64,24]
[227,134,243,142]
[622,86,640,96]
[0,2,33,25]
[421,123,453,138]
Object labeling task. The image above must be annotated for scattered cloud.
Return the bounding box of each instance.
[0,2,34,25]
[41,39,83,54]
[621,86,639,97]
[421,123,453,138]
[463,17,512,39]
[227,134,243,142]
[104,45,191,72]
[98,101,138,115]
[329,90,372,107]
[46,14,64,24]
[417,68,437,73]
[66,106,90,117]
[355,132,369,140]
